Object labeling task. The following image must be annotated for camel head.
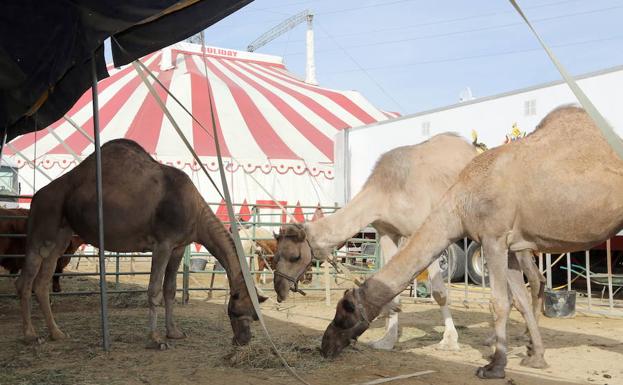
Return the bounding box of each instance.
[321,288,373,358]
[227,287,268,345]
[272,223,314,302]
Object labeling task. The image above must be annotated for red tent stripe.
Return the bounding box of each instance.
[8,63,141,153]
[250,63,378,125]
[233,61,349,130]
[184,54,230,157]
[124,59,174,153]
[203,58,298,159]
[218,58,333,160]
[47,65,152,154]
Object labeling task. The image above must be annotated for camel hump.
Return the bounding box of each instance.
[102,139,154,158]
[364,133,476,190]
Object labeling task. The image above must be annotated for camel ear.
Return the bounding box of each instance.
[273,231,279,240]
[294,225,306,242]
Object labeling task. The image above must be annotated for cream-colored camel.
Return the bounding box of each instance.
[16,139,265,347]
[274,133,543,352]
[321,106,621,379]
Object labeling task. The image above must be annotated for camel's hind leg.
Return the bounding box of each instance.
[367,233,400,350]
[508,253,548,369]
[164,246,186,340]
[147,244,173,349]
[429,259,459,351]
[516,250,545,328]
[16,250,44,342]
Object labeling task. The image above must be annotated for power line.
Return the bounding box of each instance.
[263,0,608,45]
[322,34,623,75]
[281,4,623,56]
[228,0,599,37]
[317,22,405,112]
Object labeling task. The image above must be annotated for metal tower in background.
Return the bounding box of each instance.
[247,10,317,85]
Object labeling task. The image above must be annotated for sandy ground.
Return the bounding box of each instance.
[0,262,622,385]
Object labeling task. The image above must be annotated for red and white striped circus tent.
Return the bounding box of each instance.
[6,42,398,213]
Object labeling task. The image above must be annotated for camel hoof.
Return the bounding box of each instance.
[520,355,549,369]
[435,340,460,351]
[476,365,505,379]
[367,339,395,351]
[50,330,67,341]
[166,329,187,340]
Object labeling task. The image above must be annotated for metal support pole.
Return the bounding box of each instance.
[545,253,552,290]
[324,261,330,306]
[464,238,468,303]
[586,250,592,310]
[606,239,614,309]
[446,246,452,305]
[566,252,572,291]
[115,253,120,290]
[92,56,110,351]
[183,245,190,304]
[0,126,7,167]
[480,245,485,300]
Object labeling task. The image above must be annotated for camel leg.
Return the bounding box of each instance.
[164,246,186,340]
[516,250,545,331]
[147,244,172,349]
[429,260,459,351]
[368,234,399,350]
[476,238,510,379]
[15,250,44,342]
[33,251,67,341]
[508,254,548,369]
[52,257,70,293]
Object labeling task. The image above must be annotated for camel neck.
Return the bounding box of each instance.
[365,203,463,305]
[307,188,382,258]
[196,206,246,291]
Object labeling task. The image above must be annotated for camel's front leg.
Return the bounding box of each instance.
[368,234,399,350]
[429,259,459,351]
[477,238,510,379]
[164,246,186,340]
[147,245,172,350]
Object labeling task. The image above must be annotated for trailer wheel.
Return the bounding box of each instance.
[438,243,466,281]
[467,241,489,286]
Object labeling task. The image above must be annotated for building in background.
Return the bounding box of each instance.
[335,65,623,203]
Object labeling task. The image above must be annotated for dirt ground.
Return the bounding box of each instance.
[0,264,622,385]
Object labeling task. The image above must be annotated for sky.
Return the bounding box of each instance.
[110,0,623,116]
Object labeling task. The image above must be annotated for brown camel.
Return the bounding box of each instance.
[0,208,83,292]
[321,106,620,379]
[273,133,544,352]
[15,139,265,347]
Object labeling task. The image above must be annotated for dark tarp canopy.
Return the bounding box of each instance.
[0,0,252,142]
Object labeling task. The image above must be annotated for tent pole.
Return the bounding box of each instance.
[0,127,7,167]
[91,55,110,351]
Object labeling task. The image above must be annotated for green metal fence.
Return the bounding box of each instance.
[0,202,381,299]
